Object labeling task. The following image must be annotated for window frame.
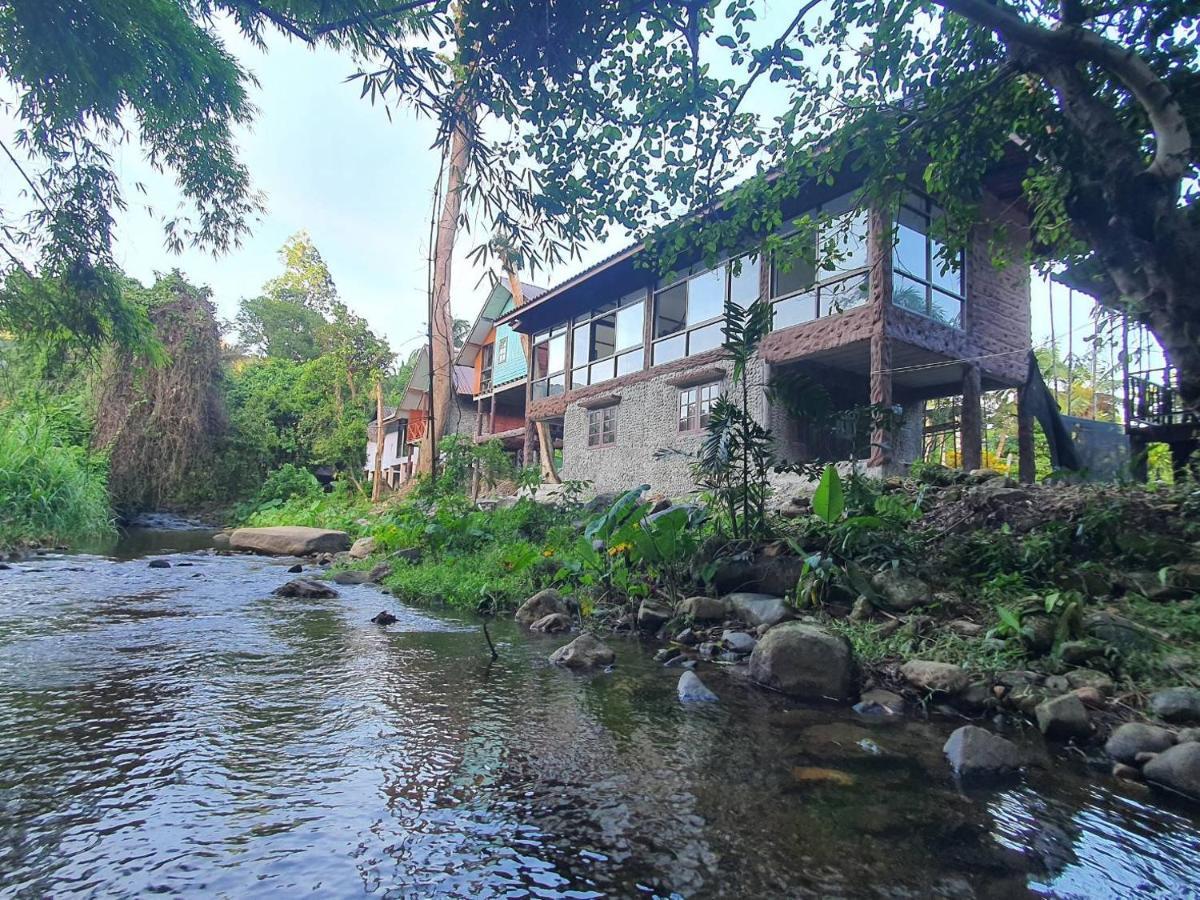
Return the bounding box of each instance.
[651,253,760,366]
[495,336,508,365]
[890,192,966,329]
[479,342,494,394]
[586,404,618,448]
[678,380,723,433]
[768,194,870,329]
[530,324,568,400]
[570,290,645,389]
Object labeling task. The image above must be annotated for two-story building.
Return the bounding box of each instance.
[496,173,1031,496]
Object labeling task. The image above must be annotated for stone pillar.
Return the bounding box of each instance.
[867,205,893,468]
[1016,385,1036,484]
[960,364,983,471]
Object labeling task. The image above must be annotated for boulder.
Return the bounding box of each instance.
[944,725,1025,778]
[391,547,422,563]
[1083,611,1158,653]
[1143,742,1200,800]
[677,671,719,703]
[1178,728,1200,744]
[370,610,397,625]
[515,589,568,628]
[367,562,392,583]
[1105,723,1176,764]
[853,688,905,717]
[870,569,932,611]
[148,559,170,569]
[1149,687,1200,724]
[211,532,231,549]
[1065,668,1115,695]
[713,556,805,596]
[637,598,673,633]
[727,592,794,627]
[230,526,351,556]
[721,630,757,655]
[530,612,572,634]
[332,570,371,585]
[1035,694,1091,741]
[747,622,856,702]
[549,632,615,671]
[680,595,728,621]
[900,660,969,695]
[349,536,376,559]
[948,619,984,637]
[273,578,339,599]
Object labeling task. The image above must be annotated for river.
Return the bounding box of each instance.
[2,527,1200,897]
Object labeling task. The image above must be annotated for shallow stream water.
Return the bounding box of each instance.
[2,528,1200,897]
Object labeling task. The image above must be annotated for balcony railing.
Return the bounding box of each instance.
[1125,365,1195,429]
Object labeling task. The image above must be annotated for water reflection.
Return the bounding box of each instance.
[1,543,1199,897]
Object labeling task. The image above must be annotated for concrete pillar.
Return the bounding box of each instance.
[960,364,983,471]
[1016,385,1036,484]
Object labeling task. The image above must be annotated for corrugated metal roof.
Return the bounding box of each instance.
[494,242,640,330]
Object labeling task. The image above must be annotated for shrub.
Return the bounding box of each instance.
[257,463,322,505]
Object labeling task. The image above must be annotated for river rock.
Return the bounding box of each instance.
[211,532,231,549]
[367,562,392,583]
[1105,723,1177,764]
[1084,611,1157,653]
[681,595,728,621]
[332,570,370,585]
[273,578,339,599]
[722,630,757,655]
[1065,668,1115,695]
[392,547,422,563]
[944,725,1024,778]
[515,588,568,627]
[549,632,615,671]
[854,688,905,717]
[370,610,397,625]
[870,569,932,611]
[900,660,969,695]
[637,598,673,633]
[231,526,351,556]
[148,559,170,569]
[1035,693,1091,741]
[678,670,719,703]
[530,612,572,634]
[1143,742,1200,800]
[1149,687,1200,724]
[348,536,376,559]
[287,563,303,573]
[748,622,856,702]
[727,592,794,627]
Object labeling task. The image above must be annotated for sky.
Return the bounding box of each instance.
[1,7,1127,374]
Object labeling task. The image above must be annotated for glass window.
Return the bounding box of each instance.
[728,255,761,305]
[590,356,616,384]
[616,349,641,376]
[891,194,964,327]
[571,293,645,389]
[893,273,927,314]
[771,242,816,300]
[572,365,588,388]
[654,283,687,338]
[532,324,568,397]
[894,207,927,279]
[587,405,617,447]
[821,273,868,314]
[822,210,868,277]
[496,338,507,364]
[572,325,590,367]
[615,301,643,351]
[688,320,725,355]
[547,332,565,374]
[687,268,725,325]
[774,290,817,329]
[679,381,722,431]
[932,290,963,328]
[652,333,685,366]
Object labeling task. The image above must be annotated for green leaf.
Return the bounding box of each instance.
[997,606,1021,633]
[812,464,844,523]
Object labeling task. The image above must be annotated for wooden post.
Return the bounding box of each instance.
[868,206,893,469]
[1016,384,1036,484]
[371,379,385,502]
[960,364,983,472]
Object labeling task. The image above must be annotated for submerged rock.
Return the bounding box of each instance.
[148,559,171,569]
[348,536,376,559]
[287,563,303,574]
[1105,723,1176,764]
[370,610,397,625]
[944,725,1024,778]
[900,660,969,695]
[678,670,718,703]
[515,589,568,628]
[748,622,856,701]
[231,526,351,556]
[727,592,793,627]
[273,578,339,599]
[332,570,370,585]
[1143,742,1200,801]
[530,612,572,634]
[853,689,905,717]
[1149,687,1200,724]
[549,632,615,671]
[1035,694,1091,741]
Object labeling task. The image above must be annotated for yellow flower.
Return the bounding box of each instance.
[608,542,632,556]
[542,549,555,558]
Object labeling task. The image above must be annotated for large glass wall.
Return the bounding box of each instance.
[892,193,965,328]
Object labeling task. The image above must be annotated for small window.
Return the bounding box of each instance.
[678,381,722,432]
[496,338,508,364]
[892,193,965,328]
[587,405,617,447]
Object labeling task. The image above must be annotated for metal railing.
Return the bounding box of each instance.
[1125,365,1194,428]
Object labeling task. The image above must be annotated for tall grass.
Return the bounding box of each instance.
[0,411,114,548]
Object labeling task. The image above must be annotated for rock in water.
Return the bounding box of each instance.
[287,563,303,574]
[371,610,397,625]
[944,725,1025,778]
[148,559,171,569]
[680,596,728,621]
[900,660,969,695]
[727,592,794,627]
[273,578,339,599]
[678,671,718,703]
[367,562,392,583]
[515,589,568,627]
[1149,687,1200,724]
[721,630,757,655]
[1035,693,1091,741]
[349,536,376,559]
[747,622,856,701]
[549,632,615,670]
[637,599,673,633]
[332,570,370,585]
[230,526,351,556]
[530,612,572,634]
[1105,723,1177,764]
[854,689,905,717]
[1143,742,1200,801]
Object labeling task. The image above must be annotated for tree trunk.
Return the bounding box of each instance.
[417,106,472,474]
[505,268,562,484]
[372,378,385,502]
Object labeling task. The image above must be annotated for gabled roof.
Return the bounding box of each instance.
[400,345,478,411]
[456,277,546,366]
